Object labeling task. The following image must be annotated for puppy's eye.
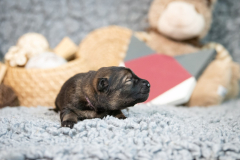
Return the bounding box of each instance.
[125,77,132,83]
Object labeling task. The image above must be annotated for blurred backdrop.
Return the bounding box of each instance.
[0,0,240,63]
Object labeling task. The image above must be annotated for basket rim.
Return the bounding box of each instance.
[3,25,132,74]
[4,57,84,73]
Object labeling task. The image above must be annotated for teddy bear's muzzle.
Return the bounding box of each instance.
[157,1,205,41]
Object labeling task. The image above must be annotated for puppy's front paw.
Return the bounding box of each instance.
[116,114,127,119]
[61,120,76,129]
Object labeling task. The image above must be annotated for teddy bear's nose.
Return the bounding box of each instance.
[157,1,205,40]
[166,1,196,26]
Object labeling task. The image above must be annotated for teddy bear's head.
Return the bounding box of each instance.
[148,0,217,41]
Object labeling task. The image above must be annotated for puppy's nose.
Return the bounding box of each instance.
[142,80,150,88]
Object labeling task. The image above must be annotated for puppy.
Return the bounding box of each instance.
[55,66,150,128]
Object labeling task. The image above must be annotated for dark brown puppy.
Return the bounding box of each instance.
[55,66,150,128]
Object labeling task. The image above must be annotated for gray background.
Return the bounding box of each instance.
[0,0,240,63]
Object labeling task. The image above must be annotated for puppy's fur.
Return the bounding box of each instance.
[55,66,150,128]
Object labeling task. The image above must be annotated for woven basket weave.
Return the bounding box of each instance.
[1,26,133,107]
[1,58,91,107]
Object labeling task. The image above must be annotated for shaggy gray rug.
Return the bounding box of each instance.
[0,100,240,160]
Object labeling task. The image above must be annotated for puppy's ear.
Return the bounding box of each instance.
[97,78,109,92]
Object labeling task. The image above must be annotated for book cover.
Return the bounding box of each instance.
[125,54,196,105]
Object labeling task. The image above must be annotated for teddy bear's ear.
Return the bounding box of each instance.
[148,0,166,30]
[207,0,218,7]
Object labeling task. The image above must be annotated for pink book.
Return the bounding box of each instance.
[125,54,196,105]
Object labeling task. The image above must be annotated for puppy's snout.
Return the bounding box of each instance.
[142,80,150,88]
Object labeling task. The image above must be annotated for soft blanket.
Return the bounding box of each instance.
[0,100,240,160]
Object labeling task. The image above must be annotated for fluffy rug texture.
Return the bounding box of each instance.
[1,100,240,160]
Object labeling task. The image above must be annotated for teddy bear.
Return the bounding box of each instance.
[76,0,240,106]
[138,0,217,56]
[187,43,240,106]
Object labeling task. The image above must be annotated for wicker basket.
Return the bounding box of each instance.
[1,58,91,107]
[1,26,133,107]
